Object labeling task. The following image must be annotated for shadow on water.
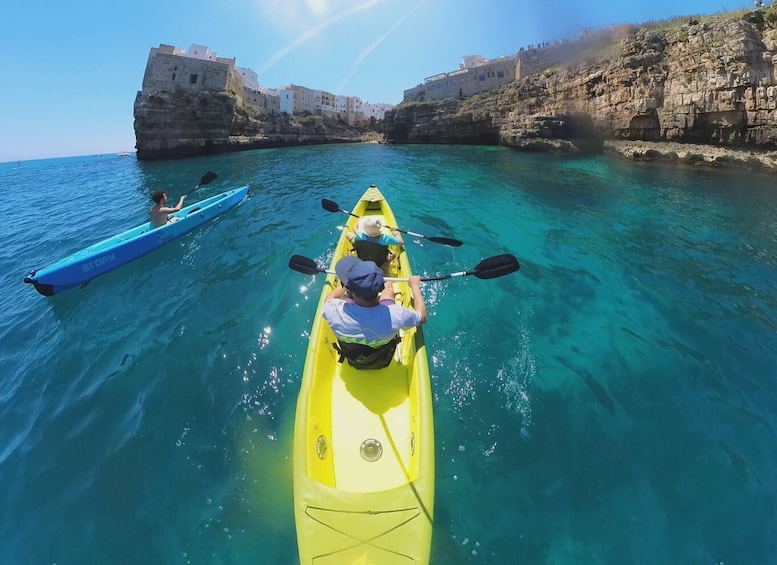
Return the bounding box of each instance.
[414,214,455,232]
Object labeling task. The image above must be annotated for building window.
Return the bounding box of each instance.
[172,73,176,81]
[190,74,198,84]
[479,74,486,81]
[497,71,504,78]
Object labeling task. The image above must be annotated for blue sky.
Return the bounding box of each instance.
[1,0,753,162]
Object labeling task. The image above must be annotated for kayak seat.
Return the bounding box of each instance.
[352,239,390,267]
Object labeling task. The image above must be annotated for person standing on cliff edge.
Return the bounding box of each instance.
[150,189,186,228]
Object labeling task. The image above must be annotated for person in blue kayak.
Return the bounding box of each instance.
[322,256,427,370]
[345,216,403,274]
[150,189,187,228]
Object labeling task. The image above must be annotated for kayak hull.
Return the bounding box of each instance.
[294,186,435,564]
[24,186,248,296]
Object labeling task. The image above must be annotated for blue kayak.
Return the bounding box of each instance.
[24,185,249,296]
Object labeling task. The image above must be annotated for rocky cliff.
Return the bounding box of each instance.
[135,9,777,169]
[133,89,377,161]
[384,9,777,170]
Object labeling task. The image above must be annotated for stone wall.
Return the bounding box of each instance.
[404,56,518,102]
[243,88,281,115]
[141,51,233,95]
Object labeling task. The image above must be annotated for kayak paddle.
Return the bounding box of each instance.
[321,198,463,247]
[186,171,218,195]
[289,253,519,283]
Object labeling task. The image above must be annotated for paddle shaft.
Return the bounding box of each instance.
[323,199,463,247]
[288,253,518,281]
[317,268,469,283]
[185,171,218,195]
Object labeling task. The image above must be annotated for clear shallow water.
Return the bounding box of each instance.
[1,145,776,564]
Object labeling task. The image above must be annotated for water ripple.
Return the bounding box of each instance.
[2,147,777,563]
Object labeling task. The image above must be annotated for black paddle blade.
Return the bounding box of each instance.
[200,171,218,186]
[321,199,341,213]
[472,254,520,279]
[289,255,324,276]
[427,236,464,247]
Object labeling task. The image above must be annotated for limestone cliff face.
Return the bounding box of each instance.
[133,90,373,161]
[384,11,777,154]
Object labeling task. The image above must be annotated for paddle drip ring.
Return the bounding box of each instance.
[316,435,328,459]
[360,439,383,462]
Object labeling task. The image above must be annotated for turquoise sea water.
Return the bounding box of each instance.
[1,144,776,564]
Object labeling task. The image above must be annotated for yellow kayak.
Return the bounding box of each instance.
[293,185,434,564]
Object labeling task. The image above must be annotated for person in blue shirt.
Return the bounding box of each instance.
[322,256,427,369]
[345,216,404,273]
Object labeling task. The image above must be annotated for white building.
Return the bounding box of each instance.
[237,66,259,91]
[264,87,294,114]
[154,43,393,120]
[361,102,393,120]
[185,44,219,61]
[460,55,488,69]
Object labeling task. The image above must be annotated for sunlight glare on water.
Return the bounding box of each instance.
[0,145,775,563]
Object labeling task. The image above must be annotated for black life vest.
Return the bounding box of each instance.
[333,335,400,370]
[352,239,390,266]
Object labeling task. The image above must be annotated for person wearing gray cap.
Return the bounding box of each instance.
[322,256,427,370]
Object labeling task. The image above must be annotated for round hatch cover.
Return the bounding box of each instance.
[360,439,383,462]
[316,435,328,459]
